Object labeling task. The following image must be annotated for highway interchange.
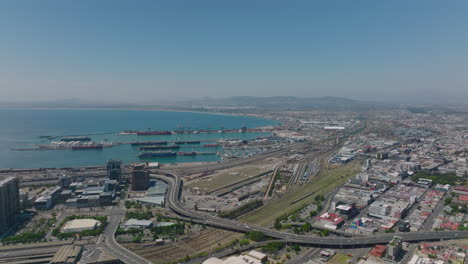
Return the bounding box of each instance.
[77,165,468,264]
[87,137,467,264]
[153,171,468,248]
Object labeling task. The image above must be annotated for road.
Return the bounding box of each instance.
[287,247,322,264]
[81,207,151,264]
[421,188,450,232]
[154,171,468,248]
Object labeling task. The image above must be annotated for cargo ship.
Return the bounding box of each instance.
[131,141,168,146]
[203,144,220,147]
[72,144,103,150]
[140,145,180,150]
[61,136,91,142]
[138,152,177,158]
[174,141,200,145]
[177,151,197,156]
[136,130,172,135]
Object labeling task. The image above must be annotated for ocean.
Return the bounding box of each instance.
[0,109,277,168]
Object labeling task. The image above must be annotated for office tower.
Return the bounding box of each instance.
[59,175,72,188]
[107,159,122,182]
[385,236,403,262]
[0,176,20,233]
[131,163,150,191]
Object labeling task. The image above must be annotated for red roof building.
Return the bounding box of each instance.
[453,186,468,195]
[318,212,344,228]
[369,245,387,258]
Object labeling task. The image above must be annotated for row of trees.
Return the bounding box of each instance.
[218,200,263,219]
[1,231,46,244]
[126,211,153,220]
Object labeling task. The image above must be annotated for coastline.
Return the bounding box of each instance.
[0,106,279,126]
[0,108,278,169]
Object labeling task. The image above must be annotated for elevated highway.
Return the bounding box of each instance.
[154,171,468,248]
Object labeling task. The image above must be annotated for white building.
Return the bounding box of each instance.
[62,219,101,233]
[203,250,267,264]
[124,219,153,229]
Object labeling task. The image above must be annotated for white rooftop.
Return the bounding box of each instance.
[62,219,100,233]
[124,219,153,227]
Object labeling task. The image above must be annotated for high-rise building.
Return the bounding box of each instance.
[0,176,20,233]
[131,163,150,191]
[107,159,122,182]
[385,236,403,262]
[59,175,72,188]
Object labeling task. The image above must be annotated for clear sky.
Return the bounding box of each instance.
[1,0,467,103]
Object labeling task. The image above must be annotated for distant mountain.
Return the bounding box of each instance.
[0,98,153,109]
[0,96,391,111]
[185,96,376,110]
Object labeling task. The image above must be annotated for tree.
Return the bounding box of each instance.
[309,211,317,217]
[274,218,282,230]
[290,244,301,252]
[318,229,329,236]
[444,197,452,205]
[317,204,323,211]
[302,222,312,232]
[261,242,285,254]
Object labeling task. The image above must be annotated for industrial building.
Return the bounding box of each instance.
[0,176,20,233]
[34,186,61,210]
[131,163,150,191]
[0,242,83,264]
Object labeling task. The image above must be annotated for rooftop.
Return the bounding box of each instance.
[50,245,82,264]
[62,219,100,232]
[318,212,344,225]
[124,219,153,227]
[0,176,16,186]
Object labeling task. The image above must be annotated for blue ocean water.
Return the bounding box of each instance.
[0,109,277,168]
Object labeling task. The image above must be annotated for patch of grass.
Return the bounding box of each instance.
[240,158,361,226]
[411,171,460,186]
[329,253,352,264]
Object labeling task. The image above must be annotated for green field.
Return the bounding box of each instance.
[329,253,352,264]
[187,166,272,193]
[239,159,362,227]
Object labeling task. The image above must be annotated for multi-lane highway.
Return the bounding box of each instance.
[154,171,468,248]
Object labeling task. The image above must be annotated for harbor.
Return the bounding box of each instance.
[0,109,277,168]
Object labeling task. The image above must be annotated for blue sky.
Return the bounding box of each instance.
[1,0,467,103]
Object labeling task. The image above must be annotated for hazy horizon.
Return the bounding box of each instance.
[1,1,467,104]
